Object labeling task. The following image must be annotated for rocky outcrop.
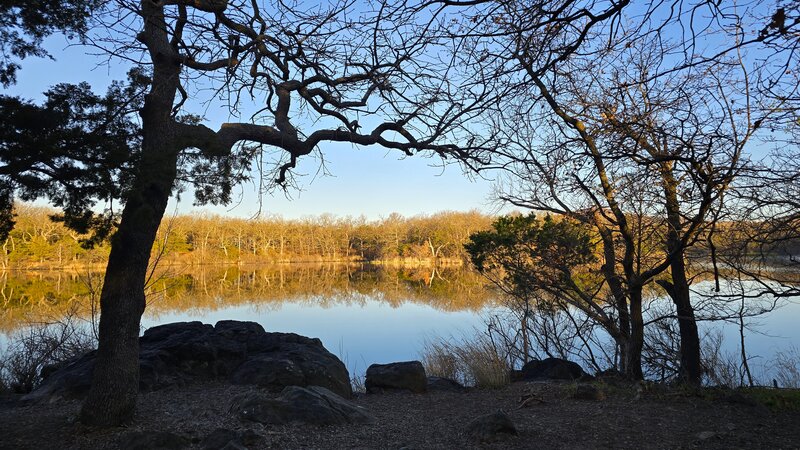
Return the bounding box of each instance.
[465,411,517,442]
[520,358,589,381]
[24,321,351,403]
[365,361,427,394]
[231,385,374,426]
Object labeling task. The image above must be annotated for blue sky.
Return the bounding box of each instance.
[8,35,498,220]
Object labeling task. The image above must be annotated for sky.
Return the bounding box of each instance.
[8,35,499,220]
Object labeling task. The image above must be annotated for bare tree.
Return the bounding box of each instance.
[431,0,799,383]
[1,0,498,426]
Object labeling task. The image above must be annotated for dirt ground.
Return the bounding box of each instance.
[1,381,798,449]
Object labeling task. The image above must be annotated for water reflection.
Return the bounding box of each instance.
[0,264,497,369]
[1,264,797,377]
[0,264,494,328]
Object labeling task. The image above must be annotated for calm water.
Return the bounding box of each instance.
[1,264,798,378]
[142,299,490,374]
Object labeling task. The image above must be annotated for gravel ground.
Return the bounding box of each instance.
[1,381,798,449]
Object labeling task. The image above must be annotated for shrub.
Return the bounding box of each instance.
[0,309,95,393]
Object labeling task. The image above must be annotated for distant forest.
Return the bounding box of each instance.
[0,205,493,268]
[3,204,798,271]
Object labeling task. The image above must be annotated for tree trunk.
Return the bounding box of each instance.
[662,258,703,384]
[80,151,178,425]
[78,182,170,425]
[79,147,179,426]
[597,225,632,373]
[625,286,645,380]
[80,1,181,424]
[660,161,703,385]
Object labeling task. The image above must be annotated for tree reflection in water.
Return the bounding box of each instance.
[0,264,494,334]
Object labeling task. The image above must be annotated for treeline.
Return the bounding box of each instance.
[1,205,493,268]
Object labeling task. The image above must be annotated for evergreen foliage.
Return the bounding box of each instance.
[0,73,145,245]
[465,213,596,302]
[0,0,102,86]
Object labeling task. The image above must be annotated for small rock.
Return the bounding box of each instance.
[219,442,247,450]
[465,411,517,441]
[521,358,589,381]
[365,361,427,394]
[573,384,606,401]
[427,376,466,392]
[696,431,716,441]
[119,431,190,450]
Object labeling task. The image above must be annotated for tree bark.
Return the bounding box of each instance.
[80,0,181,425]
[78,159,176,425]
[597,224,632,373]
[660,162,703,385]
[661,260,703,384]
[625,285,645,380]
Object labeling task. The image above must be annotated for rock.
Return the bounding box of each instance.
[215,320,267,338]
[365,361,427,394]
[696,431,716,441]
[200,429,246,450]
[427,376,466,392]
[20,351,96,402]
[465,411,517,441]
[573,384,606,401]
[218,443,246,450]
[521,358,589,381]
[25,321,352,403]
[119,431,190,450]
[232,385,374,426]
[230,357,305,389]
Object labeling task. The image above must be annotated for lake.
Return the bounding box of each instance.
[1,264,798,381]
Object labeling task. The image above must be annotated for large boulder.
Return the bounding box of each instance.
[232,385,374,426]
[365,361,427,394]
[24,321,351,403]
[520,358,589,381]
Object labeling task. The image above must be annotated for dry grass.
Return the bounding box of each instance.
[421,333,510,389]
[768,347,800,389]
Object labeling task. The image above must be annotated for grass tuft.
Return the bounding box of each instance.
[421,333,510,389]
